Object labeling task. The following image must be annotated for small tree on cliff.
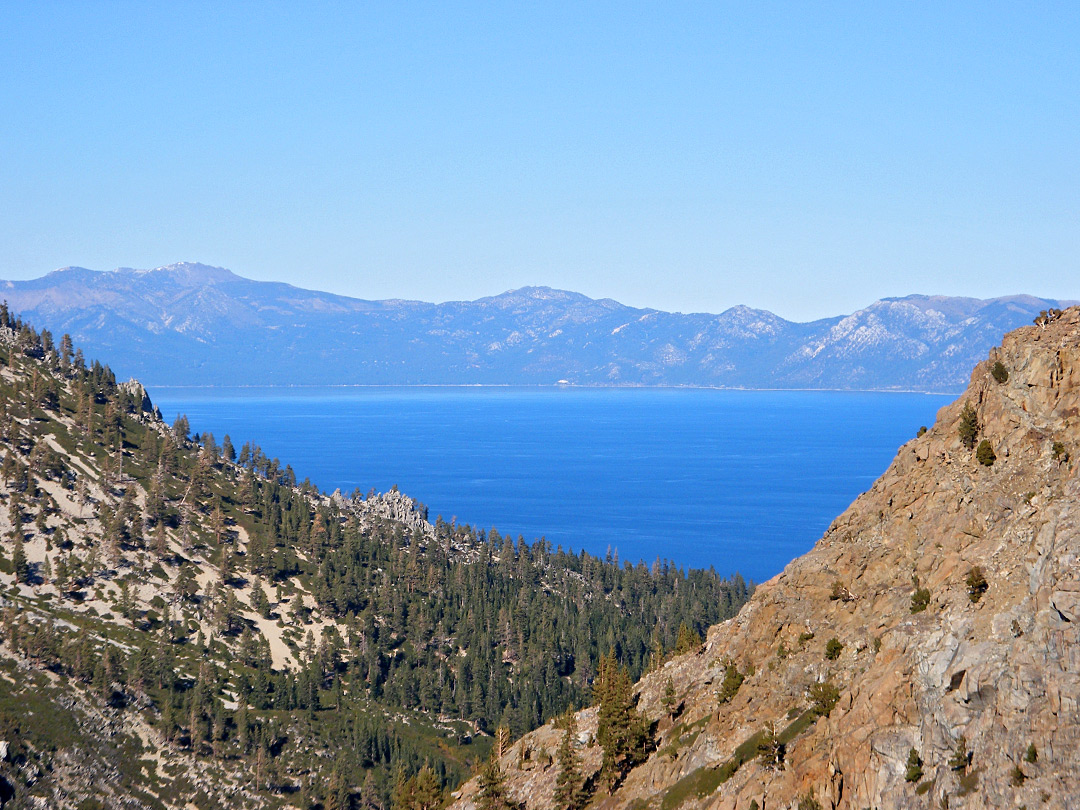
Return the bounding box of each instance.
[662,676,677,719]
[905,747,923,782]
[756,721,785,770]
[715,659,744,706]
[958,403,979,450]
[976,439,996,466]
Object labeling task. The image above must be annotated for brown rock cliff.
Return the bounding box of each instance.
[451,308,1080,810]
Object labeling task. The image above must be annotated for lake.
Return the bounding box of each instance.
[150,387,952,583]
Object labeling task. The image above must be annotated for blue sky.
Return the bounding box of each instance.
[1,2,1077,320]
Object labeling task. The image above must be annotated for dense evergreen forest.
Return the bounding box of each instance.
[0,307,750,809]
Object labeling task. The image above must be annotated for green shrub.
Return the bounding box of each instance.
[949,736,969,772]
[966,567,988,603]
[1024,743,1037,763]
[976,440,996,466]
[715,660,744,706]
[755,722,784,770]
[958,403,979,449]
[1052,441,1069,463]
[958,768,979,796]
[990,361,1009,383]
[808,680,840,718]
[910,585,931,614]
[798,792,822,810]
[824,638,843,661]
[905,747,923,782]
[1010,764,1026,786]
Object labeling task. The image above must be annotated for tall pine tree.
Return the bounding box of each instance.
[595,651,648,792]
[554,709,587,810]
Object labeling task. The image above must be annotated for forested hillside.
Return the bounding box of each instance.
[0,308,749,809]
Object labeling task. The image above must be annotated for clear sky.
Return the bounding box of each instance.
[1,2,1077,321]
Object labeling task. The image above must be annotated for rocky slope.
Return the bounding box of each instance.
[450,309,1080,809]
[2,263,1072,390]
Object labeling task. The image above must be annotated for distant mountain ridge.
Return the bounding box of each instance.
[1,262,1072,390]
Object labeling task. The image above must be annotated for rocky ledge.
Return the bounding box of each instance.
[451,308,1080,809]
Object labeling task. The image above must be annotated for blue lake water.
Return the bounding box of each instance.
[150,387,952,583]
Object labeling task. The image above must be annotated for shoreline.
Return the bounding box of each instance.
[145,382,962,396]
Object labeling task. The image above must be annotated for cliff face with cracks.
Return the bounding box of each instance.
[451,309,1080,810]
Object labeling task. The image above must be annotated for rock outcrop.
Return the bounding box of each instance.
[451,309,1080,809]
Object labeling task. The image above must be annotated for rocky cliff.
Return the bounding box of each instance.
[450,309,1080,809]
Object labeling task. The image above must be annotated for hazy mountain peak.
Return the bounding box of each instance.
[481,285,611,306]
[117,262,239,285]
[0,263,1072,390]
[43,265,100,280]
[721,303,787,322]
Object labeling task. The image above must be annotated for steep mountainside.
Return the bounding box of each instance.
[450,308,1080,809]
[2,263,1071,390]
[0,314,745,809]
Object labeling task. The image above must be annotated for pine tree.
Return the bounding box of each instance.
[477,751,515,810]
[222,434,236,463]
[360,771,381,810]
[235,700,250,754]
[219,589,241,635]
[12,534,30,584]
[326,766,351,810]
[412,764,442,810]
[673,622,701,654]
[958,403,979,450]
[715,659,744,706]
[595,651,647,792]
[662,676,677,719]
[756,721,784,771]
[251,580,272,618]
[554,710,587,810]
[391,765,414,810]
[54,552,69,592]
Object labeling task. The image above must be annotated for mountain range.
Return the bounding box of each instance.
[2,263,1072,390]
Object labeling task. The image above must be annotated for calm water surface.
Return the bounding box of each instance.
[151,387,951,583]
